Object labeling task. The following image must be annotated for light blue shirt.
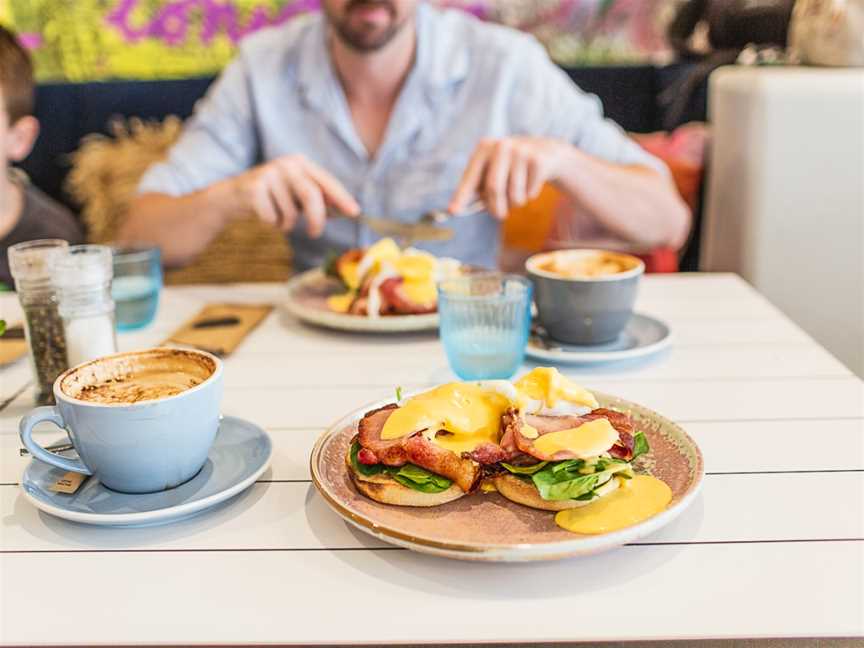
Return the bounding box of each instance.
[138,5,666,271]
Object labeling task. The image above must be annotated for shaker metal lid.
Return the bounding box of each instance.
[50,244,114,288]
[8,239,70,282]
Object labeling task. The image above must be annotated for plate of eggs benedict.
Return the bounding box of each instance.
[284,238,463,332]
[310,367,703,561]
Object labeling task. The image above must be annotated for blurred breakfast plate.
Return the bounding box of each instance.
[310,391,703,562]
[285,268,439,333]
[526,314,672,365]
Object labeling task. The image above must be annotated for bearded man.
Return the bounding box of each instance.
[121,1,689,269]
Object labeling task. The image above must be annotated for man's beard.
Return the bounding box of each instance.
[328,0,405,52]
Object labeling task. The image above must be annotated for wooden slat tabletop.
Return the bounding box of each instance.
[0,274,861,646]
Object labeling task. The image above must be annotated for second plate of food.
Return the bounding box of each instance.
[285,268,439,333]
[311,368,703,562]
[284,238,468,333]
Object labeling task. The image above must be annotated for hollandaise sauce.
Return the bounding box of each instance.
[327,239,442,314]
[555,475,672,535]
[380,383,511,454]
[532,419,619,458]
[327,292,355,314]
[514,367,598,410]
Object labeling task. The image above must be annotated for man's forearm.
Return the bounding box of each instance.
[118,178,242,267]
[555,147,691,250]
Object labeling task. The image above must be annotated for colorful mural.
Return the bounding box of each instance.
[0,0,674,82]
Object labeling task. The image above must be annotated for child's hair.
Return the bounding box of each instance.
[0,25,33,123]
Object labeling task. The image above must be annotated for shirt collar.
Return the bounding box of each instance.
[415,3,470,92]
[296,15,338,112]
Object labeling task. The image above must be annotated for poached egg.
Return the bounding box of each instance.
[379,368,607,457]
[327,238,461,317]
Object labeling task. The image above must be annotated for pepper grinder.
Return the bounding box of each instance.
[8,239,71,404]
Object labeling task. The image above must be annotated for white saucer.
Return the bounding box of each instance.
[21,416,272,527]
[526,313,672,365]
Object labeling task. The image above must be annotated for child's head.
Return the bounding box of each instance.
[0,26,38,168]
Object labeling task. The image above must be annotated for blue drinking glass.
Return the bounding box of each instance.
[437,273,533,380]
[111,247,162,331]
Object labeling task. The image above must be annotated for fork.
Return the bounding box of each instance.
[420,198,486,225]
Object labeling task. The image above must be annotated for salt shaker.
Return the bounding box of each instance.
[51,245,118,367]
[8,239,71,404]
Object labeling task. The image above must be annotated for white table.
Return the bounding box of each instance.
[0,274,862,646]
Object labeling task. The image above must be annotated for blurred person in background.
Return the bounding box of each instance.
[0,26,82,289]
[121,0,689,270]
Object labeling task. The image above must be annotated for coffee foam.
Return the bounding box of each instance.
[528,249,643,281]
[60,349,216,405]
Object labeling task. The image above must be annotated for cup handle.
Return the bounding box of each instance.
[19,407,93,475]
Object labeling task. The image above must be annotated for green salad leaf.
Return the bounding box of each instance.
[391,464,453,493]
[395,386,403,402]
[533,469,601,501]
[349,441,453,494]
[531,460,633,501]
[349,440,386,477]
[501,461,549,475]
[323,249,342,279]
[0,320,5,336]
[632,431,650,461]
[549,459,586,475]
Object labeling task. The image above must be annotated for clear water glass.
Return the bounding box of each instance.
[111,246,162,331]
[438,273,533,380]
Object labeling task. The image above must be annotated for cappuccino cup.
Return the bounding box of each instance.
[527,249,645,345]
[19,348,223,494]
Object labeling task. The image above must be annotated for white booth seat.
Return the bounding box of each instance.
[702,66,864,377]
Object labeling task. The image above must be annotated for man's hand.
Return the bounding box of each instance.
[449,137,573,220]
[232,155,360,237]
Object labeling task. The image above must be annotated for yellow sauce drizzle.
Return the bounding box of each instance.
[480,480,498,493]
[380,384,511,454]
[339,260,361,291]
[327,292,355,313]
[554,475,672,534]
[521,424,539,439]
[532,418,618,457]
[514,368,598,409]
[401,278,437,306]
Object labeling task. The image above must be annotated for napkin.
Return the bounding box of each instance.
[164,303,273,357]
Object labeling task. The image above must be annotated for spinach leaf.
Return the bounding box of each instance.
[632,431,650,461]
[391,464,453,493]
[323,249,342,279]
[532,461,633,501]
[349,441,453,493]
[349,440,385,477]
[549,459,585,475]
[501,461,549,475]
[532,468,600,501]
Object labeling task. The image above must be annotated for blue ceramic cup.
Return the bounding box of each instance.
[19,348,223,494]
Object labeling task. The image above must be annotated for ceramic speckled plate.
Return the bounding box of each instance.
[310,392,704,562]
[285,269,439,333]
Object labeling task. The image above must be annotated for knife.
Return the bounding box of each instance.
[332,212,454,243]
